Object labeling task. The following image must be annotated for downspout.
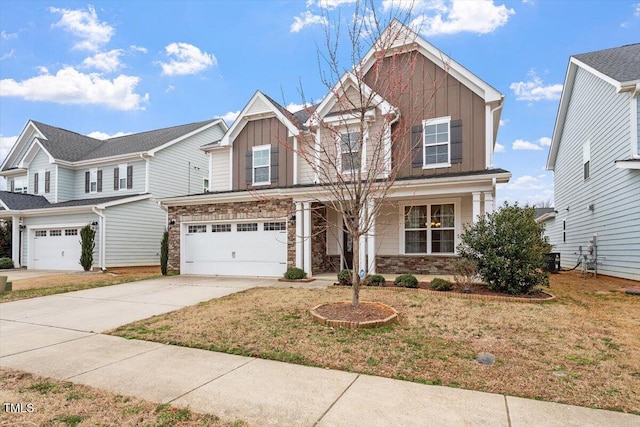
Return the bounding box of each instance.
[92,207,106,271]
[141,153,150,194]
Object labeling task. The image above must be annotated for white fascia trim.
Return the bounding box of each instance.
[570,58,625,91]
[221,91,300,146]
[55,153,148,169]
[614,160,640,169]
[13,205,94,217]
[0,121,43,172]
[0,169,27,178]
[148,118,227,156]
[0,199,10,210]
[536,212,556,223]
[359,20,502,103]
[19,139,54,169]
[97,194,152,208]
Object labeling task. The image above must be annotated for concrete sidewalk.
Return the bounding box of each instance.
[1,276,638,426]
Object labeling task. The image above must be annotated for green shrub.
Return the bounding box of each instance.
[0,257,14,269]
[79,224,95,272]
[284,267,307,280]
[160,230,169,276]
[363,274,386,286]
[458,202,549,295]
[337,269,352,286]
[394,274,418,288]
[430,277,453,291]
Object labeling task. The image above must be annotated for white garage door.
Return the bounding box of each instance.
[31,228,83,271]
[182,221,287,277]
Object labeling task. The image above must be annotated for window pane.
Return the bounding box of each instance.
[254,166,269,183]
[436,123,448,133]
[342,152,360,171]
[341,132,360,151]
[253,149,269,167]
[405,230,427,253]
[237,223,258,232]
[404,206,426,229]
[424,134,437,144]
[425,124,437,134]
[432,229,454,253]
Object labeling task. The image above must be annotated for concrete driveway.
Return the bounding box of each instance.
[1,269,75,282]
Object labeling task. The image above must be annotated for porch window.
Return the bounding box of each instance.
[340,131,361,172]
[423,117,451,168]
[252,145,270,185]
[403,203,456,254]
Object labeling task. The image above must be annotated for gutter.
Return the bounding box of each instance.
[92,207,106,271]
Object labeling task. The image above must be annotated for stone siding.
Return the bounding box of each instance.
[167,198,295,273]
[376,255,458,275]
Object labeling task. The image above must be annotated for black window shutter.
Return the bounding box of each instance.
[126,165,133,189]
[85,172,90,193]
[10,179,14,192]
[45,171,50,193]
[34,173,39,194]
[97,170,103,192]
[114,167,119,190]
[411,125,424,168]
[450,119,463,164]
[270,147,278,183]
[245,151,253,184]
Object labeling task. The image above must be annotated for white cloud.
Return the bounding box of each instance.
[0,66,149,111]
[0,135,18,164]
[635,3,640,16]
[0,49,14,61]
[159,42,216,76]
[81,49,123,73]
[494,142,505,153]
[130,45,148,54]
[286,102,312,112]
[37,66,49,74]
[291,11,328,32]
[497,173,554,206]
[86,131,131,140]
[510,70,562,101]
[165,85,175,93]
[1,30,18,40]
[317,0,356,9]
[221,110,240,124]
[419,0,514,36]
[512,139,543,151]
[538,137,551,147]
[50,5,114,52]
[499,118,508,127]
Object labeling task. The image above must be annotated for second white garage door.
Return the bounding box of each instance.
[182,220,288,277]
[31,227,83,271]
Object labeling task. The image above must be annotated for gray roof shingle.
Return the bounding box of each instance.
[0,191,146,211]
[574,43,640,83]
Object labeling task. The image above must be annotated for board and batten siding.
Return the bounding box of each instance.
[28,149,55,202]
[148,125,223,197]
[209,148,230,192]
[548,67,640,280]
[104,199,166,267]
[56,166,75,202]
[22,213,99,269]
[74,160,145,199]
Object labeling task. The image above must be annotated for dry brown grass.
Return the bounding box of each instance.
[1,267,161,302]
[0,367,248,426]
[111,272,640,414]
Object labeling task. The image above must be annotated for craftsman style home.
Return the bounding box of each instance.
[540,43,640,280]
[161,21,510,278]
[0,119,227,270]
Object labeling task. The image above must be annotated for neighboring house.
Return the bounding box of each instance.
[541,43,640,280]
[0,118,227,270]
[161,21,510,278]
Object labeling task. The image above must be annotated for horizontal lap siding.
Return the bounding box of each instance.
[75,160,145,199]
[149,125,224,198]
[104,199,166,267]
[29,149,55,202]
[56,166,74,202]
[210,149,229,192]
[550,67,640,280]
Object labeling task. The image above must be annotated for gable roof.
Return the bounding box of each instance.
[0,191,149,212]
[547,43,640,170]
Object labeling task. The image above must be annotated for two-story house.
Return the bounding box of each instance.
[540,43,640,280]
[0,118,227,270]
[161,21,510,278]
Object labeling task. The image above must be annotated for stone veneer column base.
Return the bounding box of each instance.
[375,255,458,275]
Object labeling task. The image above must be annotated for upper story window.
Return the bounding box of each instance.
[114,164,132,190]
[90,168,98,192]
[118,164,127,189]
[85,168,102,193]
[33,172,39,194]
[423,117,451,168]
[12,177,27,193]
[583,140,590,180]
[252,145,271,185]
[340,131,362,173]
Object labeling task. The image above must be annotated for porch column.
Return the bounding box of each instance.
[358,205,367,275]
[11,215,20,268]
[367,200,376,274]
[472,192,481,223]
[484,192,494,215]
[303,201,312,276]
[295,202,303,269]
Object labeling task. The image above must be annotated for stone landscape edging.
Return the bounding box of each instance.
[310,301,398,329]
[422,288,556,303]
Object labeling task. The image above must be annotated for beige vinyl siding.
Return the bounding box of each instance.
[376,202,400,256]
[56,166,75,202]
[74,160,145,199]
[22,213,99,269]
[149,125,224,197]
[28,149,54,202]
[297,134,316,185]
[209,148,230,192]
[104,198,166,267]
[549,67,640,280]
[326,208,340,255]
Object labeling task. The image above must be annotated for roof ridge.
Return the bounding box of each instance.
[31,120,101,142]
[105,118,217,142]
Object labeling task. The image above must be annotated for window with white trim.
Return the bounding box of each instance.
[49,230,62,237]
[13,177,27,193]
[252,145,270,185]
[583,140,590,180]
[340,131,362,172]
[90,168,98,193]
[403,203,456,254]
[237,223,258,232]
[264,222,286,231]
[188,225,207,233]
[203,178,210,193]
[423,117,451,168]
[118,164,127,190]
[211,224,231,233]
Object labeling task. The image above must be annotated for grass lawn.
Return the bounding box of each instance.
[110,271,640,414]
[0,368,248,427]
[0,267,162,302]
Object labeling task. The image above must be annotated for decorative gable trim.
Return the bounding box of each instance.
[18,139,54,169]
[0,120,45,173]
[147,118,228,156]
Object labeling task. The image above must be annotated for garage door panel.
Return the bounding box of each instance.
[183,222,287,277]
[32,228,83,271]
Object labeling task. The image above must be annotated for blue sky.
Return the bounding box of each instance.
[1,0,638,204]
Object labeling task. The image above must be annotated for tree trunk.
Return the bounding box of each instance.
[352,234,360,307]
